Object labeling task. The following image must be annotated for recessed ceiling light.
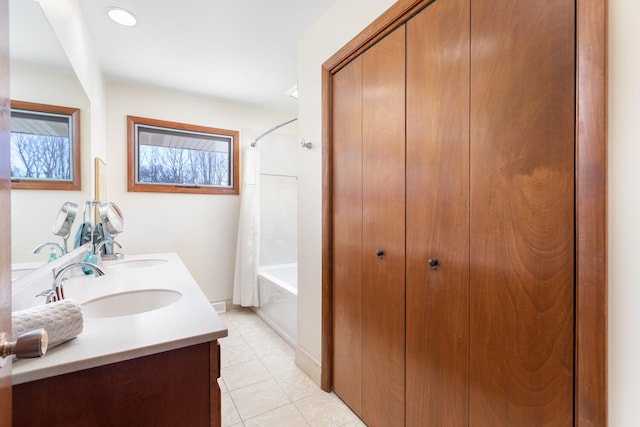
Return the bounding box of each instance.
[107,7,137,27]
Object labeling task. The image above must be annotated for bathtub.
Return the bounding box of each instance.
[253,263,297,347]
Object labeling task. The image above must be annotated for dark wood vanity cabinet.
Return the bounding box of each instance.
[12,341,221,427]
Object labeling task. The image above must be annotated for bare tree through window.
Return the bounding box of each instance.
[11,133,71,180]
[10,100,81,191]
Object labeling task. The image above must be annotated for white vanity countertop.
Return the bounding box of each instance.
[12,252,228,385]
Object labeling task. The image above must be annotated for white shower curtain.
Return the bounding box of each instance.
[233,147,261,307]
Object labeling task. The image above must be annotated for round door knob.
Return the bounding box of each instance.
[376,249,384,257]
[428,258,438,268]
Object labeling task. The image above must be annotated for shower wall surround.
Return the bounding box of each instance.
[259,132,298,266]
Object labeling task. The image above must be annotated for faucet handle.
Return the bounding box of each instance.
[96,239,123,255]
[55,278,67,300]
[36,289,57,304]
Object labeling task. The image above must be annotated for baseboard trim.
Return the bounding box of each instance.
[211,298,233,313]
[295,345,322,387]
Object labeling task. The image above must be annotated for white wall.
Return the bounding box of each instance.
[105,81,290,302]
[295,0,397,378]
[608,0,640,425]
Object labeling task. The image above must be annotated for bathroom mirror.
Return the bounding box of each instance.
[9,0,92,263]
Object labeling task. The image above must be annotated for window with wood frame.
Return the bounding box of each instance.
[127,116,239,195]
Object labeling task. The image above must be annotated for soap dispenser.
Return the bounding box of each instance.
[48,248,57,263]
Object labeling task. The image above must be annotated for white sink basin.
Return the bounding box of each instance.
[106,259,168,270]
[82,289,182,318]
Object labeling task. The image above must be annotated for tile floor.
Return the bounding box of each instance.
[218,309,366,427]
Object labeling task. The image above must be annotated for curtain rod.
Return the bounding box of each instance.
[250,118,298,147]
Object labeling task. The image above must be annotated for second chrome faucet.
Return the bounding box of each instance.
[39,262,106,303]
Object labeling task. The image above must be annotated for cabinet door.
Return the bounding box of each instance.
[361,26,406,427]
[469,0,575,425]
[406,0,470,425]
[332,55,364,415]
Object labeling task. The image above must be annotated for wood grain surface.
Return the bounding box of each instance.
[469,0,575,425]
[360,26,406,427]
[13,343,216,426]
[322,0,606,425]
[331,55,364,415]
[405,0,470,425]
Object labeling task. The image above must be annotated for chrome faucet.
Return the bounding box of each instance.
[33,242,65,257]
[95,239,122,255]
[46,262,105,303]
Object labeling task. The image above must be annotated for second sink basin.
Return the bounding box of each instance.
[82,289,182,318]
[106,258,168,270]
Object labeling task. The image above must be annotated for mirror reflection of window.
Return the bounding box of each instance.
[10,100,81,190]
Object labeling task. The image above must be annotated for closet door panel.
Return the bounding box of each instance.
[331,56,364,415]
[469,0,575,426]
[406,0,470,425]
[361,26,406,427]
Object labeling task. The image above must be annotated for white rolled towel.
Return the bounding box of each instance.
[12,299,84,348]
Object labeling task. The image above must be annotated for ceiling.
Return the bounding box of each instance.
[10,0,337,116]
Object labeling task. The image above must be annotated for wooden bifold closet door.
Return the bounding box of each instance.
[332,26,406,427]
[405,0,471,425]
[406,0,575,425]
[467,0,575,425]
[331,0,575,425]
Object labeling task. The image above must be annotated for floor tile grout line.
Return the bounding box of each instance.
[226,391,244,427]
[223,311,299,423]
[241,402,309,425]
[221,309,363,427]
